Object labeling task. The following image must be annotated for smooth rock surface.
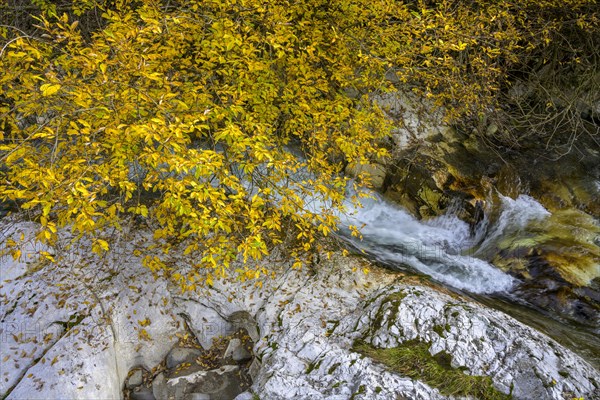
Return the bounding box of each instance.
[248,359,261,382]
[348,285,600,399]
[166,347,203,369]
[238,256,599,399]
[224,339,252,362]
[127,368,145,389]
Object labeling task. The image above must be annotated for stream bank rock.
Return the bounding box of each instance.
[1,221,598,399]
[246,259,599,400]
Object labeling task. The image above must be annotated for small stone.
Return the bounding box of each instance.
[232,346,252,362]
[166,346,203,369]
[152,372,167,400]
[186,394,211,400]
[224,339,252,362]
[130,387,156,400]
[227,311,260,343]
[126,368,144,389]
[224,339,241,358]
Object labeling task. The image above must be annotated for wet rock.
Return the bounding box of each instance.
[223,339,252,363]
[345,162,387,189]
[482,205,600,328]
[166,346,203,369]
[373,91,452,148]
[469,199,485,235]
[126,368,145,389]
[382,152,462,219]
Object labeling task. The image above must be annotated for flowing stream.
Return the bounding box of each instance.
[340,192,515,294]
[336,189,600,369]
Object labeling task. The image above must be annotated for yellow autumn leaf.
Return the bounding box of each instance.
[40,83,61,97]
[138,329,151,341]
[11,249,22,261]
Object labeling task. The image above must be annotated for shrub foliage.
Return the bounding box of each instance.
[1,0,598,287]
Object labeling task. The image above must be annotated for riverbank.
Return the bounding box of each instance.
[1,219,598,399]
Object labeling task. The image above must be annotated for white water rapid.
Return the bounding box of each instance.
[336,191,551,294]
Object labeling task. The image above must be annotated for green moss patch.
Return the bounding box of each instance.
[353,340,510,399]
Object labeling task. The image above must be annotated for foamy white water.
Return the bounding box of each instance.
[338,190,517,294]
[474,194,550,258]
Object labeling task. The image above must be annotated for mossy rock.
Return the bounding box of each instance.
[491,208,599,287]
[353,339,510,399]
[383,153,455,219]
